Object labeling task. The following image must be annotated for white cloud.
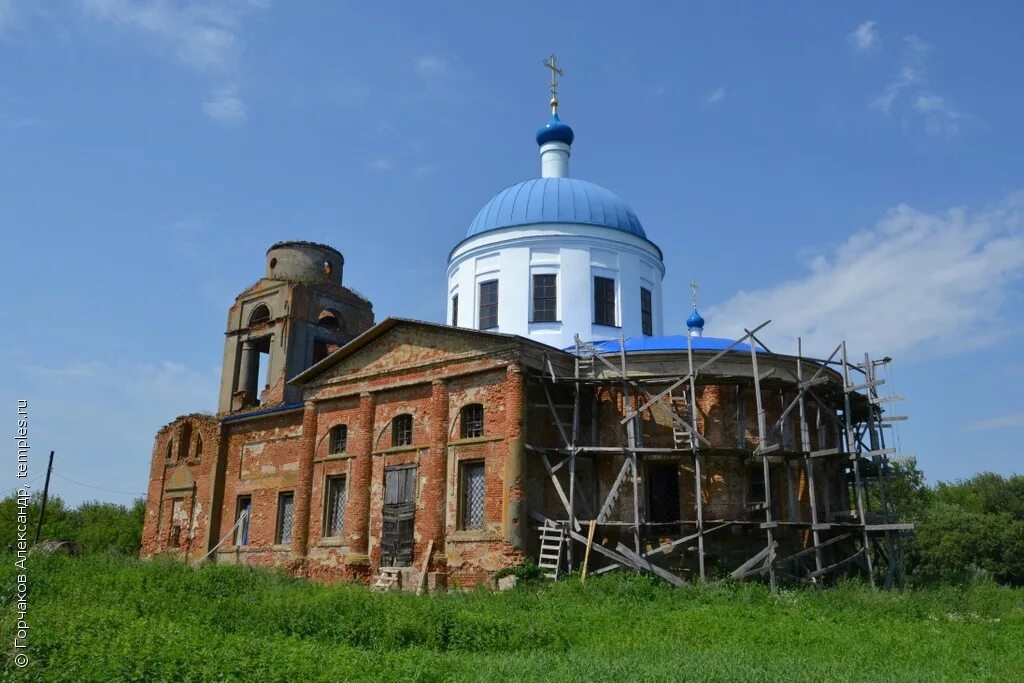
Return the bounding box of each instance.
[912,92,963,136]
[967,412,1024,431]
[414,54,451,81]
[871,35,928,114]
[706,86,727,105]
[0,0,16,33]
[369,159,394,172]
[869,33,968,136]
[706,192,1024,360]
[202,84,246,123]
[77,0,260,73]
[849,21,879,51]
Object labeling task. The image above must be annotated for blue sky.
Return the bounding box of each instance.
[3,1,1022,505]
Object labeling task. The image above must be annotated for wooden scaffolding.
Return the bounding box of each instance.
[526,321,913,588]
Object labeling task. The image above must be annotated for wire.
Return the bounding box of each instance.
[52,473,144,498]
[5,474,45,496]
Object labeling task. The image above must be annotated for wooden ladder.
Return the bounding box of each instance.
[670,392,693,451]
[538,521,566,579]
[577,353,595,379]
[372,567,401,592]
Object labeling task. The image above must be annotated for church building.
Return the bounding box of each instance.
[141,60,906,588]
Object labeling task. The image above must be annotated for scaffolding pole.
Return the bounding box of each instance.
[842,342,875,587]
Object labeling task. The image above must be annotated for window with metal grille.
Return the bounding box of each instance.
[451,294,458,326]
[593,276,616,326]
[460,404,484,439]
[640,287,653,336]
[235,496,251,546]
[276,492,294,544]
[392,413,413,447]
[460,461,486,530]
[323,476,346,538]
[478,280,498,329]
[531,274,557,322]
[329,424,347,454]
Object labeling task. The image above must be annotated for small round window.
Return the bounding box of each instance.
[323,260,333,275]
[269,257,278,269]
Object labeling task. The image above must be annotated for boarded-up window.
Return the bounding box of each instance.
[460,461,486,530]
[324,476,346,538]
[169,499,183,547]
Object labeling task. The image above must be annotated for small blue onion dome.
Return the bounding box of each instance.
[536,113,575,146]
[686,307,705,331]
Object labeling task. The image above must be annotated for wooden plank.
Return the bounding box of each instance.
[727,542,777,580]
[645,522,734,559]
[810,447,839,458]
[617,320,772,423]
[846,378,885,393]
[869,395,903,405]
[775,533,850,564]
[542,383,571,448]
[567,528,635,570]
[595,457,632,523]
[540,452,582,532]
[615,543,686,587]
[864,523,915,532]
[799,376,830,390]
[805,548,864,580]
[416,539,434,596]
[580,520,597,584]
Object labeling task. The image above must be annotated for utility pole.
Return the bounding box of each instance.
[33,450,54,545]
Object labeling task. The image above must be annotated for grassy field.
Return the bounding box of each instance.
[2,554,1022,682]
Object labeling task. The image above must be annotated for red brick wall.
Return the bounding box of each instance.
[141,414,220,562]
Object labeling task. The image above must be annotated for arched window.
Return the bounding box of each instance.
[166,439,174,461]
[460,404,484,439]
[194,434,203,461]
[392,414,413,447]
[329,424,347,454]
[249,304,271,326]
[318,308,343,331]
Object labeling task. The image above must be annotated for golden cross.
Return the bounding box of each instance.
[690,278,699,309]
[543,53,564,114]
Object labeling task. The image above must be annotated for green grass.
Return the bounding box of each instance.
[2,554,1022,682]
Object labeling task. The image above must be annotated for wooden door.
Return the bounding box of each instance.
[381,465,416,567]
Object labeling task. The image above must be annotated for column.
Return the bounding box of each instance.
[238,340,258,402]
[291,401,318,558]
[503,364,527,548]
[420,379,449,551]
[345,391,375,557]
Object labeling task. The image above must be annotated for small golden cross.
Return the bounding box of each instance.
[543,53,564,114]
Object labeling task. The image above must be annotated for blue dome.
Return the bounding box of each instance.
[536,114,574,146]
[466,177,647,238]
[686,307,705,330]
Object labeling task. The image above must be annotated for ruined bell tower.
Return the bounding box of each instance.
[217,241,374,413]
